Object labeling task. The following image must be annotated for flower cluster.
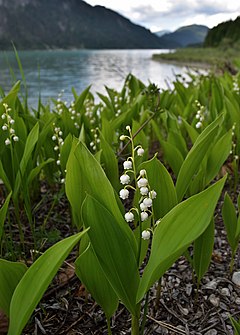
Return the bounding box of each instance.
[1,103,19,145]
[230,123,239,160]
[90,128,100,152]
[113,94,123,117]
[233,79,240,94]
[119,126,156,240]
[52,125,65,183]
[68,101,81,129]
[195,100,205,129]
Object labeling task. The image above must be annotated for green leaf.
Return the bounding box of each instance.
[182,118,199,144]
[74,85,91,115]
[66,141,137,254]
[222,192,238,252]
[13,122,39,200]
[205,129,232,185]
[176,115,222,201]
[0,192,12,241]
[0,161,12,193]
[8,231,88,335]
[137,175,226,302]
[160,140,184,177]
[75,242,119,319]
[0,259,27,317]
[26,158,54,187]
[140,156,177,219]
[99,131,119,191]
[229,315,240,334]
[193,218,215,283]
[82,196,140,316]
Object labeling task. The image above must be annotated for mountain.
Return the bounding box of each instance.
[154,30,171,37]
[158,24,209,48]
[204,16,240,47]
[0,0,164,50]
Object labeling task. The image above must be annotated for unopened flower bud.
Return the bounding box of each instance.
[149,190,157,199]
[139,169,146,176]
[13,136,19,142]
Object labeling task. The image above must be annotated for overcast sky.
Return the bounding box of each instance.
[84,0,240,32]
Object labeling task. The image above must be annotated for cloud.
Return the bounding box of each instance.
[84,0,240,31]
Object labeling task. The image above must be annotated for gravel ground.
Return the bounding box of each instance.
[1,182,240,335]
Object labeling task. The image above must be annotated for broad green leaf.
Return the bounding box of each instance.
[160,140,184,177]
[193,218,214,284]
[75,243,119,319]
[13,122,39,200]
[176,115,222,201]
[0,161,12,193]
[0,259,27,316]
[59,133,73,171]
[140,156,177,219]
[8,231,88,335]
[26,158,54,187]
[181,118,199,144]
[82,196,139,316]
[74,85,91,115]
[66,141,137,254]
[205,129,232,185]
[0,192,12,241]
[99,131,119,191]
[137,175,226,302]
[168,130,188,158]
[222,192,238,251]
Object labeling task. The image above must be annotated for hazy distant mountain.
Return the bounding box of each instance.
[158,25,209,48]
[0,0,165,50]
[154,30,171,37]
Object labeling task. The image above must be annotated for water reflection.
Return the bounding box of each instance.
[0,49,188,106]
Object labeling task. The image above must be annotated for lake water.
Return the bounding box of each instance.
[0,49,191,107]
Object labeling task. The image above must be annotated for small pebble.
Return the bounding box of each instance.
[205,329,217,335]
[209,294,220,307]
[220,287,230,296]
[204,280,218,290]
[235,297,240,305]
[232,272,240,286]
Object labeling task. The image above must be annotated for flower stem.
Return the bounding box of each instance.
[131,314,140,335]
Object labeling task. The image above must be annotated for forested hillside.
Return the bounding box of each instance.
[0,0,163,50]
[204,16,240,47]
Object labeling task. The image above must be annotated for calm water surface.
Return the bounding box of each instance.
[0,49,189,107]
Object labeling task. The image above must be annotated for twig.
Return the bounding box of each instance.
[147,315,186,334]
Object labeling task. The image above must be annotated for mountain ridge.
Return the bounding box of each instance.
[156,24,209,48]
[0,0,164,50]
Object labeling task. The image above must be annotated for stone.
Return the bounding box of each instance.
[232,272,240,286]
[204,279,218,290]
[209,294,220,307]
[220,287,230,296]
[204,329,217,335]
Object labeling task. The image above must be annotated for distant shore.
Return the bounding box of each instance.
[152,47,240,73]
